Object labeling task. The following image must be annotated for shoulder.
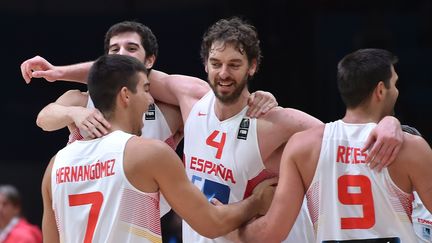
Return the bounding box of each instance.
[125,136,178,165]
[288,125,325,151]
[399,133,432,161]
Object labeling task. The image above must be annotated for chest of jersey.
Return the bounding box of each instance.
[183,92,263,204]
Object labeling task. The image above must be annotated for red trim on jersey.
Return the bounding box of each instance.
[243,169,277,199]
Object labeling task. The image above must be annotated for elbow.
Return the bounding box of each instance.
[36,113,52,131]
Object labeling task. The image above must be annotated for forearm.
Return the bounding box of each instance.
[207,196,261,238]
[57,61,94,84]
[36,103,79,131]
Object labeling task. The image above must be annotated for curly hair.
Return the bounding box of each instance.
[200,17,262,72]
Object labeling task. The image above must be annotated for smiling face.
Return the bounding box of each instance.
[129,72,154,136]
[206,41,257,104]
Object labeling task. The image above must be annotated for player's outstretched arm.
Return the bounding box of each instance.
[131,138,272,238]
[21,55,93,84]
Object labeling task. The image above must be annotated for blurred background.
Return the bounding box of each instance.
[1,0,431,242]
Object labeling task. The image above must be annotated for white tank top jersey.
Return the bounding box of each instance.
[68,96,173,217]
[306,120,417,242]
[182,91,314,243]
[412,192,432,242]
[51,130,162,243]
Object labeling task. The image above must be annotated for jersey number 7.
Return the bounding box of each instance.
[69,192,104,243]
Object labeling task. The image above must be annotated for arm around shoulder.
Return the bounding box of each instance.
[36,90,88,131]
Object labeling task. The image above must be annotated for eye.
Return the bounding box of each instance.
[109,48,119,53]
[128,47,138,52]
[229,64,240,69]
[211,63,221,68]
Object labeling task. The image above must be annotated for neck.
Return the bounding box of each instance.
[214,90,250,121]
[342,106,383,124]
[105,113,136,135]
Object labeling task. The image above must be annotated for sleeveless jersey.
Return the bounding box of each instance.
[306,120,416,242]
[68,96,173,217]
[412,192,432,242]
[51,130,162,243]
[182,91,314,243]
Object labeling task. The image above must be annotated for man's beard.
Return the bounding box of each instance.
[209,74,249,104]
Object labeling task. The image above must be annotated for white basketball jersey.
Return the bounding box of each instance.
[306,120,416,242]
[68,96,173,217]
[412,192,432,242]
[51,130,162,243]
[182,91,314,243]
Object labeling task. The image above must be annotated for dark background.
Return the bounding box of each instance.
[1,0,431,239]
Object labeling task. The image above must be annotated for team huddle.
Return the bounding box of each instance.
[20,17,432,243]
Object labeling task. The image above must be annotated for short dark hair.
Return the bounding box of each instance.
[337,48,398,108]
[88,54,148,118]
[0,185,21,208]
[104,21,158,59]
[200,17,262,72]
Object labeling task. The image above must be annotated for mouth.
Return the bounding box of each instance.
[217,80,234,87]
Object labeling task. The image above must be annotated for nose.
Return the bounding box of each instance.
[118,47,128,55]
[219,65,229,80]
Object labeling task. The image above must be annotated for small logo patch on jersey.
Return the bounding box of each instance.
[145,103,156,120]
[422,226,431,240]
[198,111,207,116]
[237,118,250,140]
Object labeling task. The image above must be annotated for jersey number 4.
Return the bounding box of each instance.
[338,175,375,229]
[69,192,103,243]
[206,130,227,159]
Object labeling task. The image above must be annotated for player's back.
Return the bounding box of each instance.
[51,130,162,243]
[307,120,417,242]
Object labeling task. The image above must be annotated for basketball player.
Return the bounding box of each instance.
[238,48,432,242]
[41,54,273,243]
[147,18,406,243]
[401,125,432,243]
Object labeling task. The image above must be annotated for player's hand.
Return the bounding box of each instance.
[72,107,111,138]
[209,198,246,243]
[362,116,403,172]
[247,91,278,118]
[252,177,278,216]
[20,56,63,83]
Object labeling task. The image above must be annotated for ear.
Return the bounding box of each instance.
[144,55,156,69]
[205,63,209,73]
[248,59,258,76]
[118,87,131,107]
[374,81,386,101]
